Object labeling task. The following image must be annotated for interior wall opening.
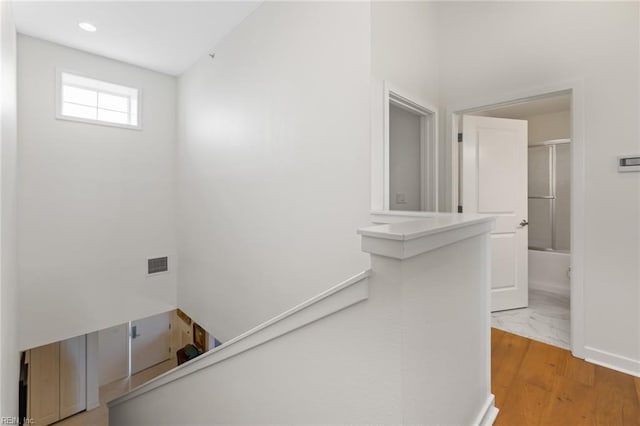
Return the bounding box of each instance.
[385,87,438,212]
[457,92,572,351]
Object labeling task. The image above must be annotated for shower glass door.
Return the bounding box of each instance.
[528,141,570,251]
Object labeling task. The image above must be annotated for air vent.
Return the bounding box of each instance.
[148,257,168,275]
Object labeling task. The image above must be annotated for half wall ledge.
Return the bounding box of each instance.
[358,213,495,259]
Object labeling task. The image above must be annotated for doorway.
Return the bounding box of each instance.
[384,84,438,212]
[454,91,575,351]
[130,311,172,375]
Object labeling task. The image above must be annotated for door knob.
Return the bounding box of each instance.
[520,219,529,227]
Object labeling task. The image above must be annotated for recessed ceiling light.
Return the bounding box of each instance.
[78,22,97,32]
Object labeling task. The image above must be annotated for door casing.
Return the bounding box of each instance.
[447,83,584,359]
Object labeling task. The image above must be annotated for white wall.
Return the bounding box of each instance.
[389,104,421,211]
[176,2,371,341]
[17,35,178,350]
[370,1,440,211]
[371,1,440,104]
[438,2,640,371]
[0,0,18,417]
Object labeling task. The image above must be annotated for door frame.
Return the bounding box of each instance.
[446,81,585,359]
[382,81,439,212]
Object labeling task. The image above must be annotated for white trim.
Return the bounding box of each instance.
[471,394,499,426]
[447,80,586,360]
[584,346,640,377]
[358,215,495,260]
[382,81,439,212]
[55,68,142,131]
[109,270,371,407]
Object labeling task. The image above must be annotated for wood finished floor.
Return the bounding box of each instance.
[492,328,640,425]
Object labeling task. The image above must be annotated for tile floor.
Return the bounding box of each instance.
[491,289,570,350]
[54,358,176,426]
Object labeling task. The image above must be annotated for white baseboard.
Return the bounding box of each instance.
[529,280,570,298]
[471,394,499,425]
[584,346,640,377]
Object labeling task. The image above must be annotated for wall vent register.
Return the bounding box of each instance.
[56,70,141,129]
[148,257,168,275]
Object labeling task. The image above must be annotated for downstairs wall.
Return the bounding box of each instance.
[0,0,18,417]
[437,1,640,373]
[177,2,371,341]
[17,36,178,350]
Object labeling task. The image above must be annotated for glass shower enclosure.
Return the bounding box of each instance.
[528,140,571,251]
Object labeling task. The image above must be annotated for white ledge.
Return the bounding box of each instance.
[358,213,495,259]
[109,270,370,408]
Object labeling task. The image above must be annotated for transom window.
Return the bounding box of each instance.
[57,70,141,129]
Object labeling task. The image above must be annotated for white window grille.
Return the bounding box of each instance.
[57,70,141,129]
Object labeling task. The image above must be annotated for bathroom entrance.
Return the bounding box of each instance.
[456,92,572,350]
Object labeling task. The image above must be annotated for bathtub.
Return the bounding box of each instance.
[528,249,570,297]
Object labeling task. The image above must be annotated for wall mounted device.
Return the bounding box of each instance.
[147,256,169,275]
[618,155,640,172]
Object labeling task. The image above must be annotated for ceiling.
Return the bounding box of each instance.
[12,1,262,76]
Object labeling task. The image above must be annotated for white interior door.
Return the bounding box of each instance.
[98,323,129,386]
[462,115,528,311]
[59,335,86,419]
[131,311,171,375]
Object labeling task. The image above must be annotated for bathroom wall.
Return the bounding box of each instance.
[528,110,570,144]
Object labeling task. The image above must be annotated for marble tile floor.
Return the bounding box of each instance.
[54,358,177,426]
[491,289,570,350]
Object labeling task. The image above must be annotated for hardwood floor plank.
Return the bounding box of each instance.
[492,327,506,353]
[593,365,640,425]
[491,329,530,407]
[491,328,640,426]
[562,352,595,387]
[517,339,568,392]
[494,378,552,426]
[540,375,596,425]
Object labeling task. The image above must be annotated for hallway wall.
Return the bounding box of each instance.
[0,0,19,417]
[437,1,640,373]
[370,0,441,211]
[17,36,178,350]
[176,2,371,341]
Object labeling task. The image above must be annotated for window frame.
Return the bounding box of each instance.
[55,68,142,130]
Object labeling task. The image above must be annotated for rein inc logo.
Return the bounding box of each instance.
[1,417,34,424]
